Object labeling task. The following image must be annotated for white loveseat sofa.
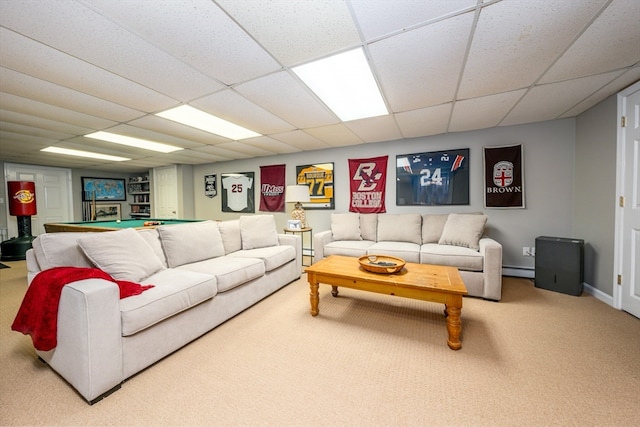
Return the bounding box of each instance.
[313,213,502,301]
[24,215,301,404]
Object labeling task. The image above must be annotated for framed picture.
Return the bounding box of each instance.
[81,177,126,201]
[95,203,121,220]
[396,148,470,206]
[221,172,255,213]
[296,162,334,210]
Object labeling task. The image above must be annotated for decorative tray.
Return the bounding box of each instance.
[358,255,406,274]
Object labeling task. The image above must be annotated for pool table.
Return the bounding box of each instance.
[44,218,205,233]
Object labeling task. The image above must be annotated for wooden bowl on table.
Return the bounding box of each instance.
[358,255,406,274]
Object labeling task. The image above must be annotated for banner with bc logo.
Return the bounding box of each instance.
[483,144,525,208]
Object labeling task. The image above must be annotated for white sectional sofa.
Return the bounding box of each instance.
[313,213,502,301]
[23,215,301,404]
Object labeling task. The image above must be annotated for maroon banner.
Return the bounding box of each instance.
[484,144,525,208]
[259,164,286,212]
[348,155,388,213]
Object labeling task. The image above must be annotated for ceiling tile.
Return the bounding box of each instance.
[369,12,474,112]
[458,0,608,99]
[351,0,477,40]
[241,136,300,155]
[128,115,230,146]
[395,103,452,138]
[304,124,362,147]
[85,0,280,85]
[501,71,623,126]
[0,109,92,136]
[0,28,177,112]
[192,90,296,135]
[344,115,403,143]
[449,89,526,132]
[99,124,207,149]
[540,0,640,83]
[215,141,273,158]
[218,0,359,66]
[235,71,339,129]
[269,130,332,152]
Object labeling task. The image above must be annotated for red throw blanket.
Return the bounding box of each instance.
[12,267,154,351]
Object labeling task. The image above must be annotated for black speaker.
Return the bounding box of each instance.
[535,236,584,296]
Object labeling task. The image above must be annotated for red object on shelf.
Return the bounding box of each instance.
[8,181,37,216]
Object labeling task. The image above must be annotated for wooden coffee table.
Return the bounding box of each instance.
[305,255,468,350]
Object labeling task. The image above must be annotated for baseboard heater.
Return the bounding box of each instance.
[502,266,535,279]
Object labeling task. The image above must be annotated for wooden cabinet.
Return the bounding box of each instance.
[128,175,151,218]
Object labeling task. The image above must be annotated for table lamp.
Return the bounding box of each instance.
[285,185,311,228]
[1,181,37,261]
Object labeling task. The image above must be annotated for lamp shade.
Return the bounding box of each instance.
[285,185,310,203]
[8,181,37,216]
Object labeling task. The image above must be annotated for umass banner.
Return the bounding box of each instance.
[348,155,388,213]
[259,164,285,212]
[483,144,525,208]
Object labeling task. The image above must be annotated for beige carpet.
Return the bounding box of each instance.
[1,260,639,427]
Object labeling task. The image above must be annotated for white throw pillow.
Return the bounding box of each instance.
[157,220,225,267]
[240,215,279,249]
[438,214,488,250]
[78,228,164,282]
[422,214,450,243]
[331,213,362,241]
[377,214,422,244]
[218,219,242,254]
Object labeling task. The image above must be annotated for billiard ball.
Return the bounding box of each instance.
[116,220,121,223]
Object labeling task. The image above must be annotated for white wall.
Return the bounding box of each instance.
[194,118,577,275]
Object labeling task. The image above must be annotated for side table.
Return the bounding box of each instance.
[283,227,313,267]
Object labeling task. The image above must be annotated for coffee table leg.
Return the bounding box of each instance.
[310,281,319,316]
[331,285,339,297]
[445,305,462,350]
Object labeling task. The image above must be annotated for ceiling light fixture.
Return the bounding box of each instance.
[156,105,261,140]
[41,147,131,161]
[85,131,182,153]
[292,47,388,122]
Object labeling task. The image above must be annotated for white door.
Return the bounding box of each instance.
[153,165,179,218]
[615,81,640,318]
[4,163,73,237]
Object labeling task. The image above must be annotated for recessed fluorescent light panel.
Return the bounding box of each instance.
[41,147,130,161]
[293,48,388,122]
[85,131,182,153]
[156,105,261,140]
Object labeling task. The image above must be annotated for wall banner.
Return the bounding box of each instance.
[348,155,388,213]
[204,174,217,198]
[259,164,285,212]
[484,144,525,208]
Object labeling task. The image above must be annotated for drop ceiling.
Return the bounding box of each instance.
[1,0,639,173]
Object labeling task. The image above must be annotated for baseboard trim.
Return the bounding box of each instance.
[502,266,535,279]
[583,282,613,307]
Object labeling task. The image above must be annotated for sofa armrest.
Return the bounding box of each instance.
[37,278,123,403]
[479,237,503,301]
[278,233,302,268]
[313,230,334,264]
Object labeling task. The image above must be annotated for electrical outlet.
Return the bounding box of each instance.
[530,247,535,256]
[523,246,529,256]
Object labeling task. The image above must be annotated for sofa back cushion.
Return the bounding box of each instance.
[438,213,488,250]
[158,220,225,267]
[422,214,450,243]
[218,219,242,254]
[32,232,95,270]
[330,213,362,241]
[137,228,168,268]
[77,228,164,282]
[240,215,279,249]
[359,214,378,241]
[377,213,422,244]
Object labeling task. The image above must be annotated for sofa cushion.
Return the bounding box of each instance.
[324,240,376,258]
[78,228,164,282]
[228,245,296,272]
[177,256,265,293]
[377,213,422,244]
[420,243,484,271]
[367,242,421,263]
[359,214,378,241]
[32,232,95,270]
[331,213,362,240]
[438,214,487,250]
[218,219,242,254]
[119,269,217,336]
[137,228,168,268]
[421,214,449,244]
[240,215,279,249]
[158,220,225,267]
